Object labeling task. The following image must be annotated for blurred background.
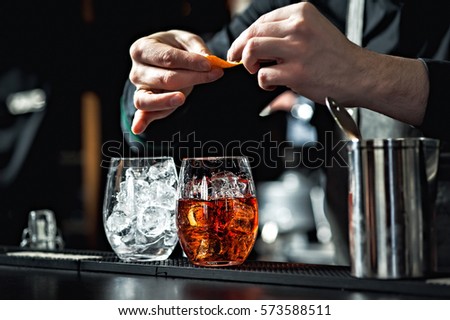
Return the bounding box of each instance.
[0,0,334,264]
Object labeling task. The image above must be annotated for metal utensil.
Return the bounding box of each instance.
[348,137,440,279]
[325,97,361,141]
[325,98,440,279]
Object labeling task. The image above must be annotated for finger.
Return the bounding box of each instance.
[131,39,212,72]
[227,2,302,61]
[240,37,294,74]
[257,64,289,91]
[130,64,224,91]
[131,109,177,135]
[228,20,291,62]
[133,89,187,112]
[170,31,212,56]
[268,91,298,111]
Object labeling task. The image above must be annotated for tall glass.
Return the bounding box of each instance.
[103,157,178,261]
[177,156,258,267]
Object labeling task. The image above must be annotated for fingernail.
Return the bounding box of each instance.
[226,48,234,61]
[259,105,272,117]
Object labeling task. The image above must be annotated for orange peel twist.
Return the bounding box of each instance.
[203,54,242,69]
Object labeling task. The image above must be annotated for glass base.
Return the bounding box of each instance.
[191,260,244,267]
[116,249,173,262]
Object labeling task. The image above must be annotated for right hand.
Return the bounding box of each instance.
[227,2,358,105]
[129,30,224,134]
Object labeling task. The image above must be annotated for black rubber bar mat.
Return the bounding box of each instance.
[0,246,106,270]
[1,246,450,298]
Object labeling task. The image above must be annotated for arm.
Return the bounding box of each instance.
[227,2,448,138]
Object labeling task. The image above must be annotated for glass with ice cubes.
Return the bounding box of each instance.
[103,157,178,261]
[177,156,258,267]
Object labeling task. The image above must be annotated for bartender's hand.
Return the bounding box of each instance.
[227,2,429,126]
[227,2,359,105]
[129,30,224,134]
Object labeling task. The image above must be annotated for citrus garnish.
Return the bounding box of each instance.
[204,54,242,69]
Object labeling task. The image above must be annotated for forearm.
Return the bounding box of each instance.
[350,48,429,127]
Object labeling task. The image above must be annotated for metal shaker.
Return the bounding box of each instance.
[348,138,440,278]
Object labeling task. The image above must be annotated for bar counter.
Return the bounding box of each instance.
[0,246,449,300]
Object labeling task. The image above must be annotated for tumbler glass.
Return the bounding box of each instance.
[103,157,178,261]
[177,156,258,267]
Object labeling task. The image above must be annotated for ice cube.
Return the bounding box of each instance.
[134,179,151,209]
[148,159,177,187]
[237,178,250,196]
[105,210,134,238]
[210,171,244,199]
[136,206,168,238]
[163,209,177,246]
[195,236,221,260]
[117,177,151,215]
[125,167,148,180]
[148,180,177,210]
[226,232,255,259]
[120,170,138,216]
[164,222,178,247]
[184,177,209,199]
[186,203,210,227]
[116,183,128,204]
[228,200,256,234]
